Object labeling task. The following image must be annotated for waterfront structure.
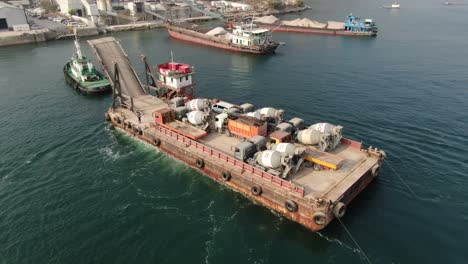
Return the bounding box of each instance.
[0,2,29,31]
[211,1,253,11]
[56,0,99,24]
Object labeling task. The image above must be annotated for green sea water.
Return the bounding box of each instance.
[1,0,468,263]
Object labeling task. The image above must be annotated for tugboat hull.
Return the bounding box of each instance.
[63,63,111,94]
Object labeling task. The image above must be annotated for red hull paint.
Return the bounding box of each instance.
[247,23,376,37]
[167,29,275,54]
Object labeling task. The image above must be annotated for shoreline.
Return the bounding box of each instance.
[0,6,309,47]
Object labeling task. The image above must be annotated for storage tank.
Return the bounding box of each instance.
[187,99,208,111]
[246,112,263,120]
[309,123,343,149]
[257,107,284,120]
[271,143,296,156]
[256,150,282,169]
[257,107,276,117]
[309,123,343,135]
[289,118,305,130]
[240,103,254,113]
[297,129,329,145]
[187,111,208,125]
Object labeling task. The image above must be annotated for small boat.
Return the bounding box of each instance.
[383,3,401,9]
[63,35,110,94]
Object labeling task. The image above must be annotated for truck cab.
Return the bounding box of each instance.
[232,135,267,161]
[269,130,291,145]
[214,113,228,133]
[232,141,257,162]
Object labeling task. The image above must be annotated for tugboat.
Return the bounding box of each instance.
[383,2,401,9]
[166,22,280,54]
[63,35,110,94]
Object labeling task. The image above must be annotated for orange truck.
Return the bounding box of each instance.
[154,108,207,140]
[227,116,267,139]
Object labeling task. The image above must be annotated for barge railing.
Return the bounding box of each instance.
[154,125,305,197]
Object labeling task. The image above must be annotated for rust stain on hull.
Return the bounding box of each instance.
[110,114,383,232]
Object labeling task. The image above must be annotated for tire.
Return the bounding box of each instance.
[313,211,328,226]
[196,158,204,168]
[114,116,121,124]
[333,202,346,218]
[371,165,380,177]
[153,138,161,146]
[105,113,110,121]
[285,200,298,213]
[222,171,231,181]
[251,185,262,196]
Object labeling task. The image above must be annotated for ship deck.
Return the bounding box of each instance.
[199,132,377,201]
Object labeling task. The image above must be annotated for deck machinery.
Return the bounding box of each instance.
[88,37,386,231]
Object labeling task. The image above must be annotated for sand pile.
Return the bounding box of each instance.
[281,18,327,28]
[206,27,228,36]
[327,21,345,30]
[254,15,279,24]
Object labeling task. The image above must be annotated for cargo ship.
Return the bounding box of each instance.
[89,37,386,232]
[63,35,110,94]
[233,14,378,37]
[166,22,280,54]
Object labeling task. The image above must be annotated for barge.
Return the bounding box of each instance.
[64,35,110,94]
[166,22,280,54]
[88,37,386,231]
[235,14,378,37]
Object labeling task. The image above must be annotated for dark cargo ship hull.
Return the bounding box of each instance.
[252,23,377,37]
[167,26,279,54]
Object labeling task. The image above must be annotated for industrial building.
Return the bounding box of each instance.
[0,2,29,31]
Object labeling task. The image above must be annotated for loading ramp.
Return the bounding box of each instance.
[88,37,146,99]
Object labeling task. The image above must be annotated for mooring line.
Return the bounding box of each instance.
[336,217,373,264]
[384,160,417,198]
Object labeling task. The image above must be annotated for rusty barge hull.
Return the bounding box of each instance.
[254,23,377,37]
[108,109,383,231]
[88,37,385,232]
[166,26,279,54]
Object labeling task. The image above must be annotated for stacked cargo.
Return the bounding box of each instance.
[228,116,267,139]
